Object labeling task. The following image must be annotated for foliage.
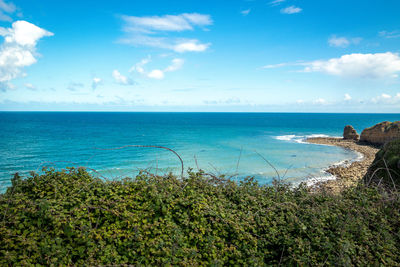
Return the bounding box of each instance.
[1,168,400,266]
[366,138,400,189]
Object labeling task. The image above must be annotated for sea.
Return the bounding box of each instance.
[0,112,399,191]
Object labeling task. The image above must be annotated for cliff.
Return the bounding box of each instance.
[360,121,400,145]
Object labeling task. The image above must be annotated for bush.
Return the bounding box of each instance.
[1,168,400,265]
[366,138,400,189]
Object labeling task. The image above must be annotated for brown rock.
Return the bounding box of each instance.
[360,121,400,145]
[343,125,359,140]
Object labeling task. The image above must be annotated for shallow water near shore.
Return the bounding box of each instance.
[0,112,399,191]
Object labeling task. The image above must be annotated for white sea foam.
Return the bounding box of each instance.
[274,133,331,144]
[275,135,298,141]
[304,174,337,187]
[274,133,366,186]
[306,134,330,138]
[274,134,304,143]
[305,149,365,187]
[355,151,364,161]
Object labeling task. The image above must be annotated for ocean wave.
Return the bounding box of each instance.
[306,134,330,138]
[303,174,337,187]
[305,150,365,187]
[274,133,365,186]
[275,135,299,141]
[274,134,331,144]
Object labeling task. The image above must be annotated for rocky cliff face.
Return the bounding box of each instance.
[360,121,400,145]
[343,125,359,140]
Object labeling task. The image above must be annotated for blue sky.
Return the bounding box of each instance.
[0,0,400,112]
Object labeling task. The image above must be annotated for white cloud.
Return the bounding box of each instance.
[122,13,212,32]
[119,35,210,54]
[281,6,302,14]
[269,0,285,6]
[203,98,241,105]
[132,57,184,79]
[0,0,16,22]
[379,30,400,39]
[262,61,308,69]
[0,20,53,46]
[67,82,84,91]
[181,13,212,26]
[314,98,326,104]
[371,93,400,105]
[296,99,304,104]
[24,82,35,90]
[132,57,151,75]
[164,58,184,72]
[262,62,290,69]
[120,13,212,53]
[0,46,36,70]
[0,20,53,90]
[241,9,251,16]
[328,36,362,48]
[0,12,10,21]
[147,69,164,79]
[119,35,166,48]
[352,37,362,45]
[303,52,400,78]
[0,0,15,13]
[173,40,210,53]
[344,93,352,101]
[112,70,133,85]
[328,36,350,48]
[92,77,102,89]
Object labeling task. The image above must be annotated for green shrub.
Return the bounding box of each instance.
[1,168,399,265]
[366,138,400,189]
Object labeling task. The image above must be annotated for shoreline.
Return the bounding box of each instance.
[306,137,379,193]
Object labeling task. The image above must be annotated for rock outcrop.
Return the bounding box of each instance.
[360,121,400,145]
[343,125,359,140]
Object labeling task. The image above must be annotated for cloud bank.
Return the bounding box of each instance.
[0,20,53,91]
[264,52,400,79]
[304,52,400,78]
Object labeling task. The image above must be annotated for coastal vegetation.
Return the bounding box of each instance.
[366,138,400,188]
[1,165,400,265]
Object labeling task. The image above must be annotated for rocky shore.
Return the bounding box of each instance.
[306,137,379,193]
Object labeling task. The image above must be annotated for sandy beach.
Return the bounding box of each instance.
[306,137,380,193]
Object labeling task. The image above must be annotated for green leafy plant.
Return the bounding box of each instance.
[1,167,399,265]
[366,138,400,189]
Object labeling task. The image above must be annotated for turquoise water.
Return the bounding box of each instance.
[0,112,399,191]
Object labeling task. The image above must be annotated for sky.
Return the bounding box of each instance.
[0,0,399,112]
